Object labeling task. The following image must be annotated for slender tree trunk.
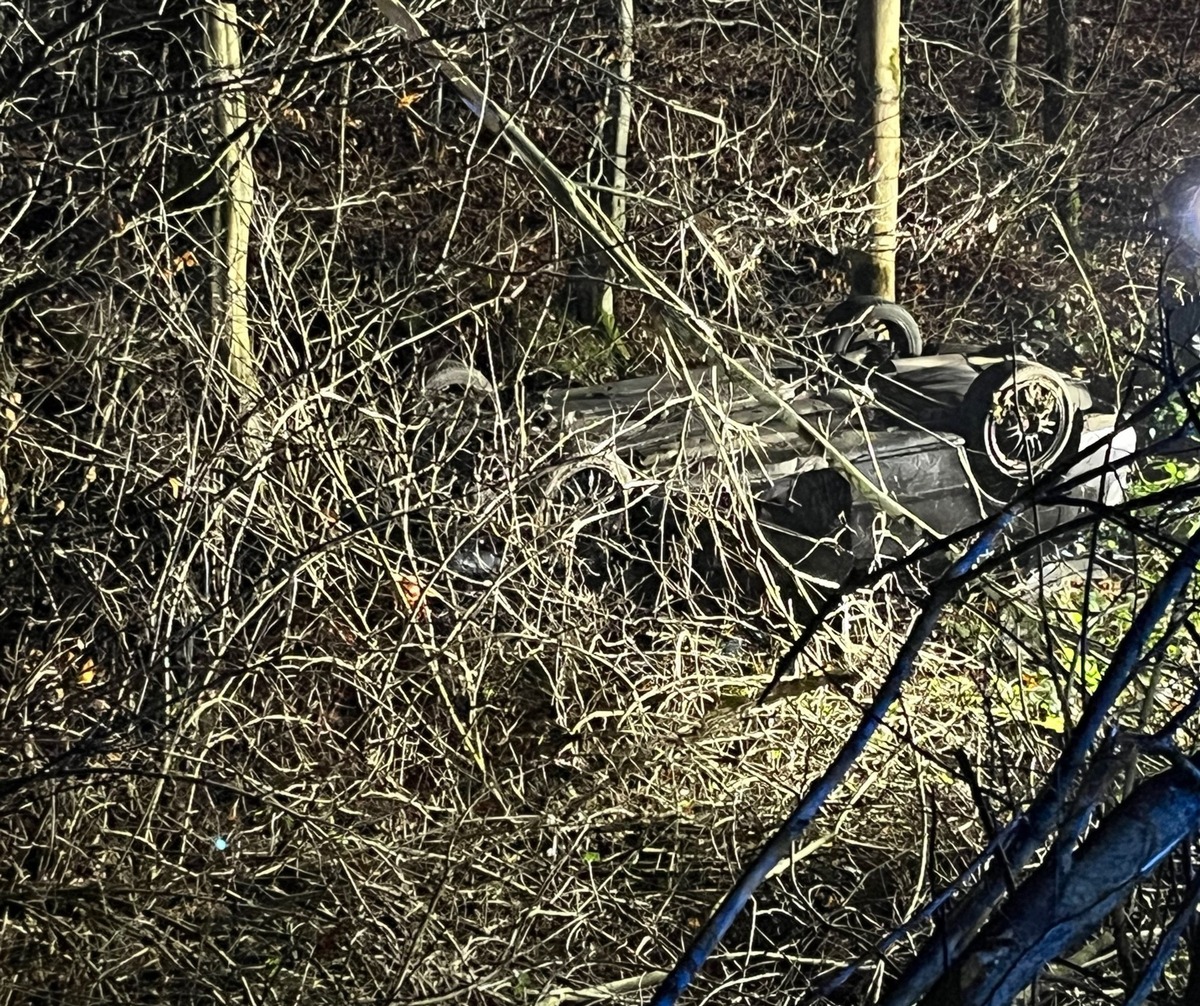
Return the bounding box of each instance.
[593,0,634,343]
[854,0,902,300]
[979,0,1021,140]
[1043,0,1080,248]
[205,2,258,394]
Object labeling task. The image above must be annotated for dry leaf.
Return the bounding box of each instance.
[398,573,428,617]
[77,658,96,686]
[395,92,422,109]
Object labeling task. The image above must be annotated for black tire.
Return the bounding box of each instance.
[959,361,1080,497]
[821,296,924,358]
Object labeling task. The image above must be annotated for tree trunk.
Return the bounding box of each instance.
[1043,0,1080,249]
[577,0,634,351]
[853,0,902,300]
[205,2,258,394]
[596,0,634,342]
[978,0,1021,140]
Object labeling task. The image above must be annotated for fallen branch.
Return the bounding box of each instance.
[922,758,1200,1006]
[537,971,670,1006]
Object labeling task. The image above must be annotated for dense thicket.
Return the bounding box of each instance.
[1,2,1199,1004]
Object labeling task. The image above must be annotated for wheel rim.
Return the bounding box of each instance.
[982,370,1073,478]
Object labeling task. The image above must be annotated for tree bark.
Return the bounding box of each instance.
[854,0,902,300]
[595,0,634,342]
[581,0,635,349]
[1043,0,1080,248]
[205,2,258,394]
[978,0,1021,140]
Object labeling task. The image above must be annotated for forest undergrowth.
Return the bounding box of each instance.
[2,1,1200,1004]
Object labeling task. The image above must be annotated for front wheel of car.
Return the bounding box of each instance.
[960,360,1080,498]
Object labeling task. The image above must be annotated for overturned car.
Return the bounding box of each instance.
[427,298,1135,611]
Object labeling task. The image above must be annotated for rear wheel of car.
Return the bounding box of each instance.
[538,456,633,584]
[959,361,1080,497]
[423,362,494,399]
[821,296,924,358]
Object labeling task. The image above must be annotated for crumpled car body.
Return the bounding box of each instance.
[535,335,1135,595]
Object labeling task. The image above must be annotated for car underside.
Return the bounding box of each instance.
[422,298,1136,614]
